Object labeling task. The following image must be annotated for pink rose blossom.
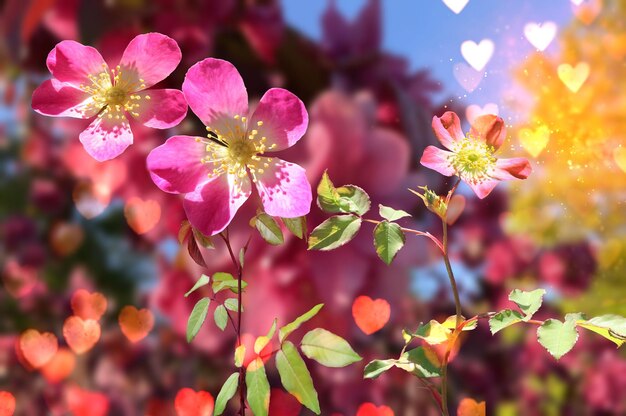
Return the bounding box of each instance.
[420,111,532,198]
[32,33,187,161]
[147,58,312,236]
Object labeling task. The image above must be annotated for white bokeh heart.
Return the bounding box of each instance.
[442,0,470,14]
[461,39,494,71]
[466,103,499,124]
[524,21,558,51]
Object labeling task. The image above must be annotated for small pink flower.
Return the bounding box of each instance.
[32,33,188,161]
[147,58,312,236]
[420,111,532,198]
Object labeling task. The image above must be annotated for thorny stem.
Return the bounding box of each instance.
[220,231,246,416]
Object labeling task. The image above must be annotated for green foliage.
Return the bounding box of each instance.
[214,372,239,416]
[279,304,324,342]
[308,215,362,250]
[255,213,284,245]
[509,288,546,321]
[373,221,405,265]
[365,346,442,380]
[577,314,626,347]
[246,358,270,416]
[363,359,396,379]
[537,318,579,360]
[224,298,240,312]
[300,328,362,367]
[276,341,320,414]
[412,320,451,345]
[316,171,370,215]
[212,272,247,294]
[184,274,210,297]
[255,319,277,354]
[234,345,245,368]
[282,216,307,239]
[214,305,228,331]
[489,310,524,335]
[379,204,411,222]
[187,298,210,343]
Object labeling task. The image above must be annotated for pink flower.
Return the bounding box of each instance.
[420,111,532,198]
[147,58,312,236]
[32,33,187,161]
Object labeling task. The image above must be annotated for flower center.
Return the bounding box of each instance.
[448,136,497,184]
[197,115,277,183]
[79,64,149,120]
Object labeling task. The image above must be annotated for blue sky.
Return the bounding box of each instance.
[283,0,574,120]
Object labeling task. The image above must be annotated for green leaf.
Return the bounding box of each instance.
[214,305,228,331]
[316,171,370,215]
[246,358,270,416]
[234,345,245,368]
[276,341,320,414]
[363,359,395,379]
[255,319,277,354]
[397,347,441,378]
[308,215,362,251]
[300,328,362,367]
[279,304,323,342]
[442,316,478,331]
[316,171,341,213]
[214,372,239,415]
[373,221,405,265]
[187,298,210,343]
[412,320,451,345]
[185,274,211,297]
[213,273,247,294]
[282,216,307,239]
[379,204,411,222]
[577,314,626,347]
[537,319,579,360]
[489,309,524,334]
[224,298,241,312]
[255,213,284,245]
[509,288,546,321]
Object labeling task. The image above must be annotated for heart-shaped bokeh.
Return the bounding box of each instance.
[352,296,391,335]
[356,402,394,416]
[71,289,108,321]
[18,329,58,369]
[174,388,214,416]
[40,347,76,384]
[557,62,590,92]
[457,398,486,416]
[0,392,15,416]
[118,306,155,343]
[519,125,550,157]
[63,317,101,354]
[124,197,161,235]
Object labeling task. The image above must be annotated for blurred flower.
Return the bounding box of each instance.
[31,33,187,161]
[147,58,312,236]
[421,112,531,199]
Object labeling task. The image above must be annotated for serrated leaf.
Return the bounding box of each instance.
[577,314,626,347]
[308,215,362,251]
[282,216,307,239]
[187,298,210,343]
[396,346,441,378]
[255,213,284,245]
[489,309,524,334]
[379,204,411,222]
[193,228,215,249]
[234,345,245,367]
[364,359,395,379]
[316,171,341,213]
[279,304,323,342]
[224,298,241,312]
[185,274,211,298]
[246,358,270,416]
[413,320,451,345]
[214,372,239,415]
[537,319,579,360]
[214,305,228,331]
[300,328,362,367]
[373,221,405,265]
[335,185,370,215]
[276,341,320,414]
[255,319,277,354]
[509,288,546,321]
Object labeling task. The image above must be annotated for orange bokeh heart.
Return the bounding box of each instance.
[49,222,84,257]
[356,403,394,416]
[40,347,76,383]
[71,289,108,321]
[124,197,161,235]
[572,0,602,25]
[19,329,58,369]
[63,317,101,354]
[174,388,214,416]
[65,385,109,416]
[457,398,486,416]
[119,306,155,343]
[352,296,391,335]
[0,391,15,416]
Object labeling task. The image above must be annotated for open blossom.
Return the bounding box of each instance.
[32,33,187,161]
[420,111,531,198]
[147,58,312,236]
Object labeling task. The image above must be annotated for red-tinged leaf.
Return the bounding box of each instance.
[178,220,192,245]
[187,233,207,268]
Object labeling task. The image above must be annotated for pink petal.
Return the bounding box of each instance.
[467,180,499,199]
[79,115,133,161]
[182,58,248,130]
[254,158,312,217]
[469,114,506,150]
[420,146,456,176]
[491,157,532,181]
[432,111,464,150]
[118,33,182,90]
[130,89,187,129]
[146,135,207,194]
[47,40,109,87]
[32,79,100,119]
[183,174,251,236]
[249,88,308,151]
